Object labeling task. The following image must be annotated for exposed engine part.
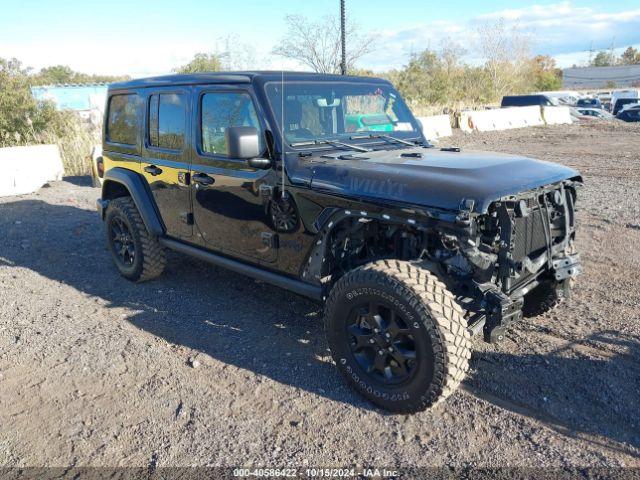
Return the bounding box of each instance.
[326,218,424,278]
[459,245,497,281]
[443,253,473,277]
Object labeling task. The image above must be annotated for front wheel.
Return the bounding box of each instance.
[324,260,471,413]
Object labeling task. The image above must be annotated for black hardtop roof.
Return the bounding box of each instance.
[109,71,391,90]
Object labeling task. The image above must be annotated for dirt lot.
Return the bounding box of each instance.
[0,121,639,470]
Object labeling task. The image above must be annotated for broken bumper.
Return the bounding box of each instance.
[552,253,582,281]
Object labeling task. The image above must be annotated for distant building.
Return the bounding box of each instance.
[30,84,108,125]
[562,65,640,89]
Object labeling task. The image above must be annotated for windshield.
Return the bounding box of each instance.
[264,81,421,146]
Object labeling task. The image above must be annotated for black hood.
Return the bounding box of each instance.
[291,147,581,214]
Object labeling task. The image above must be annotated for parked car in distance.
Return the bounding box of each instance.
[576,98,602,109]
[612,98,640,115]
[620,102,640,112]
[535,91,580,106]
[501,94,557,107]
[611,90,639,115]
[575,108,614,120]
[616,106,640,122]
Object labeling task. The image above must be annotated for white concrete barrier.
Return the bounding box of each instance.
[459,106,545,133]
[519,106,545,127]
[0,144,64,197]
[418,115,453,139]
[542,106,573,125]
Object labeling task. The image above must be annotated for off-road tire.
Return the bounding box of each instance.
[324,259,472,413]
[105,197,166,282]
[522,280,569,318]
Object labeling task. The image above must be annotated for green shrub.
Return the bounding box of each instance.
[0,57,97,176]
[38,111,99,176]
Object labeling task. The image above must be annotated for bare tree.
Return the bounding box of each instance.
[273,14,375,74]
[174,36,262,74]
[477,19,533,99]
[216,35,259,71]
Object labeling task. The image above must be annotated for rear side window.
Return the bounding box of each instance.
[148,93,186,150]
[107,94,140,145]
[200,92,263,157]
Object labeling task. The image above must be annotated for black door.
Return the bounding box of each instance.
[190,86,277,263]
[141,88,193,239]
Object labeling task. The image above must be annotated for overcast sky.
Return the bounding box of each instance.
[1,0,639,77]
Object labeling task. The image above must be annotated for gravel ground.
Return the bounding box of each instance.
[0,121,639,470]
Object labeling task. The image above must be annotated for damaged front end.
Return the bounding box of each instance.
[304,176,582,344]
[434,179,583,342]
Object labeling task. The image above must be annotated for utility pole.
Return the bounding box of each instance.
[340,0,347,75]
[609,36,616,65]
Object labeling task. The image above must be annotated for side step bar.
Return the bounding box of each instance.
[158,238,324,301]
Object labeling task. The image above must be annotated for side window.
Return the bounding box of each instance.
[201,92,263,157]
[148,93,186,150]
[107,94,140,145]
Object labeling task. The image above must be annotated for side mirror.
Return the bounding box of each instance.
[226,126,270,169]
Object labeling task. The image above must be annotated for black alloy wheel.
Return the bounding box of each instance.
[347,301,417,385]
[110,216,136,267]
[324,259,472,413]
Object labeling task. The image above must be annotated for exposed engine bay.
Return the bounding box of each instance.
[316,179,582,342]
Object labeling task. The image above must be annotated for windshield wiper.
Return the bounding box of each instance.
[290,139,369,153]
[350,133,418,147]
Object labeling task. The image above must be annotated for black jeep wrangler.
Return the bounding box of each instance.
[97,72,582,413]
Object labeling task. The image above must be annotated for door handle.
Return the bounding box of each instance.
[144,165,163,176]
[192,172,215,186]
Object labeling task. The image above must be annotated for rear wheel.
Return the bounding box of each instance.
[324,260,471,413]
[105,197,166,282]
